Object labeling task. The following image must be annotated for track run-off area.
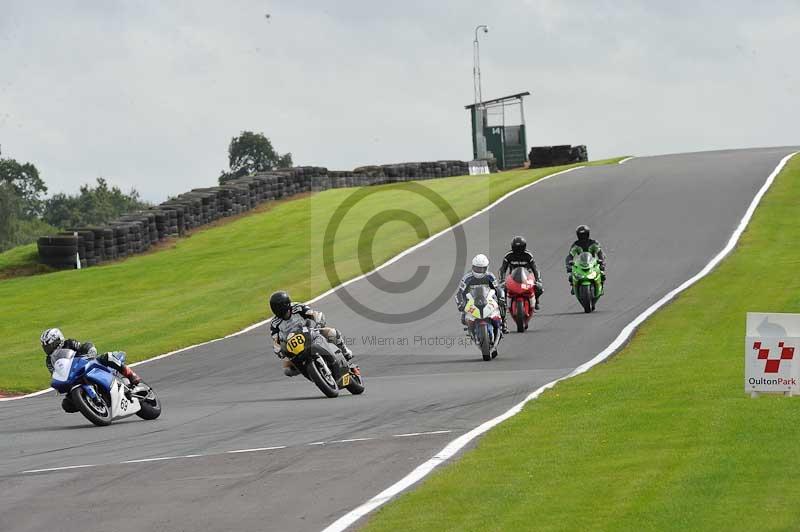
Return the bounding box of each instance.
[1,147,797,532]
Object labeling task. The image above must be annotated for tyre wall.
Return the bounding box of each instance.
[37,160,484,269]
[528,145,588,168]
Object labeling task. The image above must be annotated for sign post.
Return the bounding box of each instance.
[74,231,81,270]
[745,312,800,397]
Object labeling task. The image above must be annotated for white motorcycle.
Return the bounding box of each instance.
[463,285,504,361]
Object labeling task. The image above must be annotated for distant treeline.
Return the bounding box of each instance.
[0,150,148,252]
[1,131,295,253]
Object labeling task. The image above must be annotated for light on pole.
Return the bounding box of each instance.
[473,25,489,107]
[473,25,489,159]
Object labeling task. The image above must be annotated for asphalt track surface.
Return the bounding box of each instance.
[1,147,797,532]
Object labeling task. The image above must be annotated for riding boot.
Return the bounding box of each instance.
[121,366,141,385]
[339,343,354,361]
[334,334,354,360]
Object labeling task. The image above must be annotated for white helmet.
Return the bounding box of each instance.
[471,254,490,278]
[41,328,65,355]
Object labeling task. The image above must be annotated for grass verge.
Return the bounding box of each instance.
[0,158,622,393]
[0,243,52,279]
[363,153,800,531]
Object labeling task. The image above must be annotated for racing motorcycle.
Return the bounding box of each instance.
[280,324,364,398]
[505,266,537,332]
[49,349,161,427]
[463,285,504,361]
[571,251,604,313]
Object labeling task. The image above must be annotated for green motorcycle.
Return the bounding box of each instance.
[571,250,604,313]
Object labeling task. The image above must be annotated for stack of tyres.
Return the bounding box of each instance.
[110,224,130,258]
[158,204,186,235]
[102,228,116,260]
[37,235,81,269]
[166,209,179,235]
[529,145,588,168]
[88,228,106,263]
[153,211,168,239]
[60,231,92,267]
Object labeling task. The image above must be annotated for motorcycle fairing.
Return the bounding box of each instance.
[109,379,141,418]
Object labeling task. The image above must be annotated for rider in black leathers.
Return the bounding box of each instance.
[498,236,543,310]
[565,225,606,293]
[269,291,353,377]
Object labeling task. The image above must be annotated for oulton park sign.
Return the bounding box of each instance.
[745,312,799,397]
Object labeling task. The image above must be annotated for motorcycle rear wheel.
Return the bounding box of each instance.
[135,384,162,420]
[71,386,113,426]
[307,356,339,398]
[346,371,365,395]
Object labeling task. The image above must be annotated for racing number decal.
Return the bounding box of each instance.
[341,373,351,386]
[286,334,306,355]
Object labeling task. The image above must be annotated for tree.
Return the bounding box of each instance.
[0,182,20,251]
[218,131,292,184]
[0,149,47,218]
[43,178,150,229]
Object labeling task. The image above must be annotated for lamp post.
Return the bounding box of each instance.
[473,24,489,107]
[473,25,489,159]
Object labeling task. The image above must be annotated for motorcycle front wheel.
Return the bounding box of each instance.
[475,322,493,361]
[578,284,593,313]
[306,356,339,398]
[514,300,526,333]
[70,385,113,426]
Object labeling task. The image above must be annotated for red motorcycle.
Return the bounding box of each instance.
[505,266,537,332]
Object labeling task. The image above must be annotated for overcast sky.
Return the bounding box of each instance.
[1,1,798,202]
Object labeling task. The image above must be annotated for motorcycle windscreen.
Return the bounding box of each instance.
[511,266,532,284]
[576,252,595,269]
[50,348,78,391]
[469,285,491,307]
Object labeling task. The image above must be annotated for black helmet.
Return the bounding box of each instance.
[511,235,527,254]
[269,291,292,318]
[576,225,590,240]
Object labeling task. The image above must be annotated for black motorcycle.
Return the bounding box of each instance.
[280,325,364,398]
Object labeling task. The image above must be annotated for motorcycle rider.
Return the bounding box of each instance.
[498,235,543,311]
[269,291,353,377]
[40,328,142,412]
[455,254,508,334]
[565,225,606,294]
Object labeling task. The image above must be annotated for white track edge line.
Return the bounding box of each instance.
[226,446,286,454]
[618,156,635,164]
[393,430,452,438]
[320,151,799,532]
[121,456,183,464]
[1,165,585,402]
[23,464,97,474]
[18,431,457,475]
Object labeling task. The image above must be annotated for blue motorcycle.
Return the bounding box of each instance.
[50,348,161,426]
